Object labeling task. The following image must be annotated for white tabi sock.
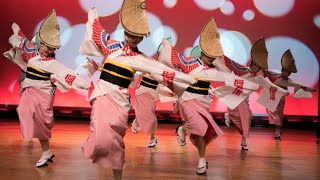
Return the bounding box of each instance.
[198,158,207,167]
[241,136,247,145]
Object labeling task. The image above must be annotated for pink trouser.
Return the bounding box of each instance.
[17,87,54,140]
[267,96,285,126]
[227,100,252,137]
[179,99,223,146]
[134,91,158,134]
[82,94,128,170]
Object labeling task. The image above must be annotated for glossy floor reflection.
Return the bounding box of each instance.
[0,119,319,180]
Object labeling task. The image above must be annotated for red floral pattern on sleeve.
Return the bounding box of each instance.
[224,56,251,77]
[171,48,203,74]
[19,38,38,62]
[92,19,110,56]
[17,29,56,62]
[18,29,26,38]
[162,71,175,91]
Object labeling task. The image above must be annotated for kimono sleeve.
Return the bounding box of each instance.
[79,8,110,57]
[124,55,197,97]
[28,56,91,91]
[8,23,38,62]
[3,48,27,71]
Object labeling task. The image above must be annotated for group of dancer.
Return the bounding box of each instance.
[3,0,316,179]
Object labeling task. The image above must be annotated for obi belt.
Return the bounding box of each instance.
[99,59,134,88]
[26,64,50,80]
[186,79,210,95]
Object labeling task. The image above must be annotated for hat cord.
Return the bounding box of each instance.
[136,13,146,23]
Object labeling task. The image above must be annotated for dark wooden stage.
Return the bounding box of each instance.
[0,119,319,180]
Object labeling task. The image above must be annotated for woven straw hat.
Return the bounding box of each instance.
[199,17,224,58]
[120,0,150,37]
[281,49,297,73]
[39,10,61,48]
[250,37,268,69]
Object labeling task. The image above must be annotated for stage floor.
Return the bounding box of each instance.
[0,119,319,180]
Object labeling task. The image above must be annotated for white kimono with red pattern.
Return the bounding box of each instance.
[264,70,315,126]
[171,60,224,146]
[159,48,240,146]
[158,39,264,145]
[79,9,196,170]
[158,38,288,138]
[219,58,256,137]
[5,23,90,140]
[214,57,288,137]
[158,39,260,109]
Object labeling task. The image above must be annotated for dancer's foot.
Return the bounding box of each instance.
[196,162,208,174]
[148,138,157,148]
[131,119,138,133]
[241,144,248,151]
[224,113,231,127]
[274,133,281,139]
[175,126,186,146]
[36,151,55,167]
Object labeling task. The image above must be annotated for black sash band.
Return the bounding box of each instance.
[186,80,210,95]
[26,66,50,80]
[140,76,158,89]
[99,62,134,88]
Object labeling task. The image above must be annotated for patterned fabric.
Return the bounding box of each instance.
[171,48,211,74]
[140,76,159,89]
[161,71,175,91]
[26,65,51,80]
[186,80,211,95]
[224,56,251,77]
[99,62,134,88]
[264,70,282,83]
[232,79,245,96]
[18,29,55,62]
[92,19,110,56]
[20,38,39,62]
[18,29,26,38]
[122,46,140,56]
[92,18,140,58]
[106,40,124,54]
[40,54,55,61]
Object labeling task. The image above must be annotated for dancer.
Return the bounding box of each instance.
[222,38,269,150]
[158,17,259,174]
[205,37,287,150]
[131,44,177,148]
[131,74,159,147]
[264,49,316,138]
[79,1,197,179]
[4,10,91,167]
